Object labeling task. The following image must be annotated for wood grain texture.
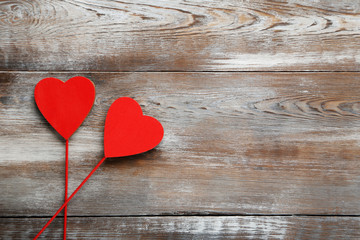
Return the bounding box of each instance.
[1,0,360,71]
[1,72,360,217]
[1,216,360,239]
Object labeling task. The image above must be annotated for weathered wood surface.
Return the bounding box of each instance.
[1,72,360,218]
[1,216,360,239]
[1,0,360,71]
[2,1,360,237]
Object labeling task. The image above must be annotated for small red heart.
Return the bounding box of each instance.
[34,76,95,140]
[104,97,164,158]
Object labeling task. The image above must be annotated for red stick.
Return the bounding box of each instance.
[64,139,69,240]
[33,157,107,240]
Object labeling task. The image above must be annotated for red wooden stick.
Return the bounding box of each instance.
[64,139,69,240]
[33,157,107,240]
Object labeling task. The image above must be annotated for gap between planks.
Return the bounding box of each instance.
[2,214,360,218]
[1,70,360,73]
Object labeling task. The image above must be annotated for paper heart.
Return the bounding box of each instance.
[104,97,164,158]
[34,76,95,140]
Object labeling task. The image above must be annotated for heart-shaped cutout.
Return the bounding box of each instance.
[35,76,95,140]
[104,97,164,158]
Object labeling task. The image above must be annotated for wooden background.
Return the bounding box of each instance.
[1,0,360,239]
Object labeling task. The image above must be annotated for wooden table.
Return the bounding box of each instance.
[1,1,360,239]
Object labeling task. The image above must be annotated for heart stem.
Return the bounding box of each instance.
[33,156,107,240]
[64,139,69,240]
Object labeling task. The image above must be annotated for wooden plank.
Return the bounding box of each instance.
[1,1,360,71]
[1,216,360,239]
[1,72,360,216]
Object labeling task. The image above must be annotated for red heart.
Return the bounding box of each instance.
[34,76,95,140]
[104,97,164,158]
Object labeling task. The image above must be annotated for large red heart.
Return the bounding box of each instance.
[104,97,164,158]
[34,76,95,140]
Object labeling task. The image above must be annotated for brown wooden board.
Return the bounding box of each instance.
[2,1,360,238]
[1,217,360,239]
[1,0,360,71]
[1,72,360,217]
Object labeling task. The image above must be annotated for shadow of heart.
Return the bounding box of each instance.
[103,148,163,167]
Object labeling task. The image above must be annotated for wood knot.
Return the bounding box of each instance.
[0,1,33,26]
